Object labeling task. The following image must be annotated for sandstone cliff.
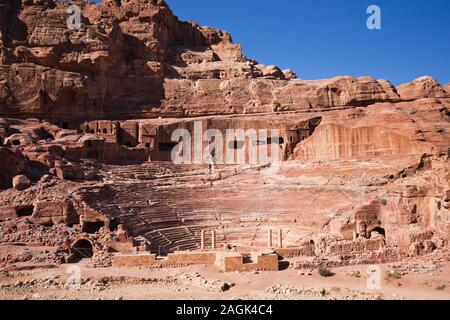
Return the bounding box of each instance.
[293,98,450,161]
[396,76,448,101]
[444,83,450,95]
[0,0,413,123]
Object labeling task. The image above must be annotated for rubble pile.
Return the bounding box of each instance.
[0,219,79,246]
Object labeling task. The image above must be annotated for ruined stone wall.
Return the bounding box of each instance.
[75,117,320,163]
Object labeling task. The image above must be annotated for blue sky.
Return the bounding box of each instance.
[89,1,450,86]
[165,0,450,86]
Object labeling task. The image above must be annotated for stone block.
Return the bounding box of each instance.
[31,200,74,225]
[215,252,244,273]
[167,251,217,266]
[12,175,31,191]
[112,253,157,267]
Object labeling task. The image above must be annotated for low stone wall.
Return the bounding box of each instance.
[167,251,216,266]
[294,247,402,269]
[108,241,137,254]
[112,253,157,267]
[112,250,279,272]
[112,251,217,268]
[326,238,385,255]
[215,251,279,273]
[215,252,243,272]
[243,252,279,272]
[275,246,315,258]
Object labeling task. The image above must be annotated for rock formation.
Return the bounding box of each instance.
[396,76,447,101]
[1,0,404,123]
[444,83,450,95]
[0,146,28,189]
[0,0,449,275]
[294,98,450,161]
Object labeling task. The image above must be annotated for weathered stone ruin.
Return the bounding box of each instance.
[0,0,450,272]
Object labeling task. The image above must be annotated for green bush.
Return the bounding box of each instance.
[318,267,334,278]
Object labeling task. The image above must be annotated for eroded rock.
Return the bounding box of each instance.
[397,76,447,100]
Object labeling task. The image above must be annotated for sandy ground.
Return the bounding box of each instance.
[1,258,450,300]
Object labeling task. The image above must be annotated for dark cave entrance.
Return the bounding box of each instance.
[109,218,120,231]
[158,142,178,152]
[16,205,34,217]
[82,221,105,234]
[86,151,99,159]
[371,227,386,238]
[71,239,94,261]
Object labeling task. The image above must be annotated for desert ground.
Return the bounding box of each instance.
[1,251,450,301]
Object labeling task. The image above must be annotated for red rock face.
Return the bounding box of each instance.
[0,0,404,122]
[0,1,449,273]
[396,76,447,101]
[294,99,450,161]
[0,147,28,189]
[444,83,450,96]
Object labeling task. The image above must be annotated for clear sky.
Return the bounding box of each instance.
[165,0,450,86]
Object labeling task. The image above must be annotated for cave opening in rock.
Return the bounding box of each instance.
[82,221,105,234]
[109,218,120,231]
[12,140,20,146]
[62,122,69,129]
[371,227,386,238]
[16,205,34,217]
[159,142,178,152]
[71,239,94,261]
[87,151,99,159]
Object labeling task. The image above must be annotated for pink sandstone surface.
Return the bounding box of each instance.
[0,0,449,300]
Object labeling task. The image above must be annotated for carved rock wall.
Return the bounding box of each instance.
[0,0,405,123]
